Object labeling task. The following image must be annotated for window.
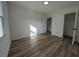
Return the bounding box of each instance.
[0,16,4,38]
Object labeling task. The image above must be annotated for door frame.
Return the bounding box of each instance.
[46,17,52,34]
[63,10,79,45]
[72,10,79,45]
[63,12,75,38]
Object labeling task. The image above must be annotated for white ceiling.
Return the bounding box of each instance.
[8,1,79,14]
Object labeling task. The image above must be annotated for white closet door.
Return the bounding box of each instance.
[72,10,78,45]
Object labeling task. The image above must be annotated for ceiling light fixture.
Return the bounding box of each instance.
[44,1,48,5]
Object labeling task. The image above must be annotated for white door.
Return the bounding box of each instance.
[72,10,79,45]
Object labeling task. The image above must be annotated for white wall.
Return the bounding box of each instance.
[48,12,64,37]
[0,2,11,57]
[8,3,47,40]
[0,2,3,16]
[48,5,79,38]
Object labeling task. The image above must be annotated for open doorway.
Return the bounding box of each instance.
[63,12,75,39]
[47,17,52,34]
[63,12,79,45]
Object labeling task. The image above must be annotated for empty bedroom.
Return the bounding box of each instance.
[0,1,79,57]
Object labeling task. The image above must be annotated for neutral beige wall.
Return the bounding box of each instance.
[0,2,11,57]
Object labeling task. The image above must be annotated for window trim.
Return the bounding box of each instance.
[0,16,4,39]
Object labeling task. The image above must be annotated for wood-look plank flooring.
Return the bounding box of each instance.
[8,33,79,57]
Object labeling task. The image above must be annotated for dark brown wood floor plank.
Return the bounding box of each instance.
[9,36,55,57]
[11,34,50,48]
[71,44,78,57]
[50,42,65,57]
[23,38,59,57]
[10,35,50,51]
[9,38,51,56]
[77,45,79,57]
[8,33,79,57]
